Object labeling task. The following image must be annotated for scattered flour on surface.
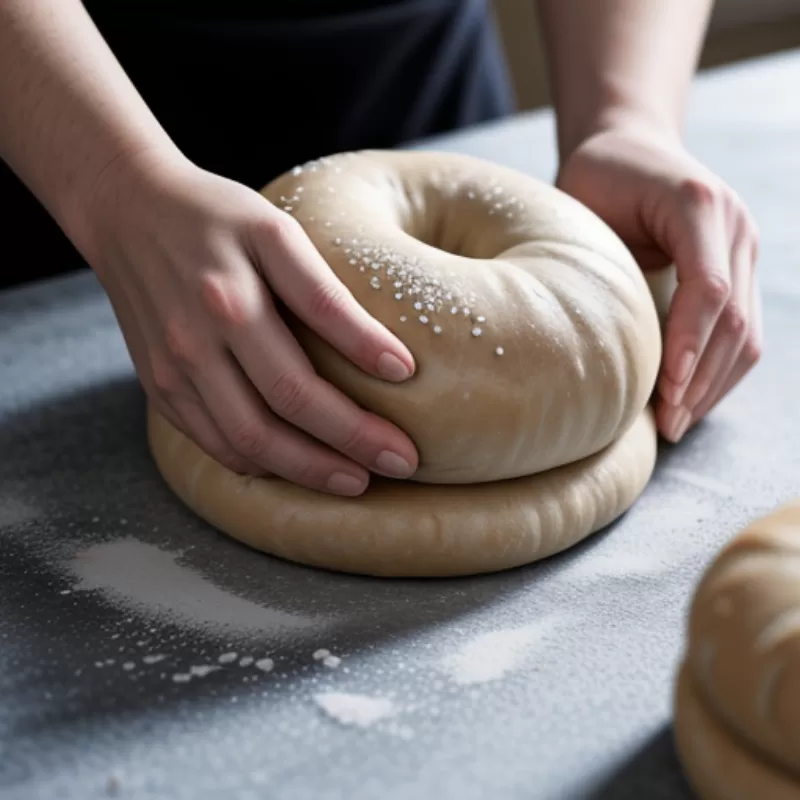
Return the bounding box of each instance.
[190,665,220,678]
[0,491,39,528]
[64,537,323,635]
[440,619,561,685]
[562,494,719,582]
[313,692,396,729]
[662,468,734,497]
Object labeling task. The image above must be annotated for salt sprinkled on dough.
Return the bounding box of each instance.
[218,652,238,665]
[313,692,396,729]
[254,658,274,673]
[63,537,324,636]
[440,620,560,685]
[283,153,506,357]
[142,654,166,665]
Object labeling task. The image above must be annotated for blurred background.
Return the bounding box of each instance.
[492,0,800,111]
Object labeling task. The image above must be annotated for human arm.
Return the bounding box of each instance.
[536,0,761,441]
[0,0,419,494]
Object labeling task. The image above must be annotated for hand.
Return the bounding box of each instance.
[77,148,419,495]
[555,122,762,442]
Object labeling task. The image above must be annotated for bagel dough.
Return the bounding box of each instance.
[674,500,800,797]
[148,150,663,577]
[674,661,800,800]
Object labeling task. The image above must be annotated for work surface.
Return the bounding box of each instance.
[2,51,799,800]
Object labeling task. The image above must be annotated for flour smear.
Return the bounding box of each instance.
[64,537,324,636]
[440,617,562,685]
[314,692,397,729]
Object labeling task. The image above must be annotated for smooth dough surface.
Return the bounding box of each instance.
[674,500,800,797]
[148,404,657,577]
[148,149,663,577]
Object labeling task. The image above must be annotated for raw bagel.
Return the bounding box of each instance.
[148,149,663,577]
[674,500,800,798]
[674,661,800,800]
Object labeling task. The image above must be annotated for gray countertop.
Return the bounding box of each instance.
[2,50,799,800]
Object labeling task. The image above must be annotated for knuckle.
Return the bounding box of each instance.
[267,370,314,420]
[199,272,247,328]
[678,177,718,208]
[263,209,302,249]
[164,311,203,365]
[699,273,730,306]
[742,334,763,366]
[228,421,271,460]
[337,420,371,457]
[721,302,747,338]
[289,459,327,490]
[306,281,351,321]
[149,354,185,397]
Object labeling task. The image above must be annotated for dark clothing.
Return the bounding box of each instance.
[1,0,514,289]
[92,0,407,18]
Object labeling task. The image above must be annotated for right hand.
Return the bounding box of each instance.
[75,148,420,496]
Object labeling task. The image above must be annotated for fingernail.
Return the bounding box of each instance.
[375,450,414,478]
[327,472,367,496]
[669,407,692,442]
[675,350,696,385]
[377,351,412,382]
[659,376,682,408]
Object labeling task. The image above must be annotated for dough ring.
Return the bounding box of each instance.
[148,150,664,577]
[674,500,800,798]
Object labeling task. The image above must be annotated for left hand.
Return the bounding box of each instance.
[556,121,762,443]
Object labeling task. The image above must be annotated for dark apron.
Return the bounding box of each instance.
[0,0,514,289]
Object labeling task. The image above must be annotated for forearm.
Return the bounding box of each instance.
[535,0,713,160]
[0,0,181,249]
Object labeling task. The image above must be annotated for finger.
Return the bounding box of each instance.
[199,265,419,479]
[165,395,265,476]
[657,180,731,408]
[679,223,753,416]
[189,347,374,496]
[691,270,763,422]
[248,210,416,383]
[107,281,271,477]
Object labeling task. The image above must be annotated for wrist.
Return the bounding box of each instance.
[65,142,189,262]
[557,102,682,163]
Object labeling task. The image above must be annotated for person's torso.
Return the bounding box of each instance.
[83,0,408,20]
